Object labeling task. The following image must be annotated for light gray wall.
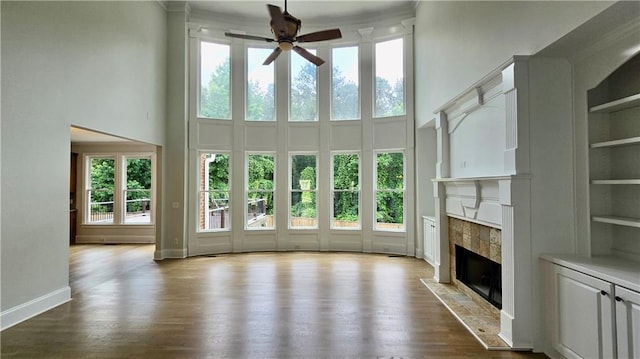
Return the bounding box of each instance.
[1,1,166,317]
[414,1,614,128]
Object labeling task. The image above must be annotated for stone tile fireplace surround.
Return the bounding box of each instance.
[449,217,502,317]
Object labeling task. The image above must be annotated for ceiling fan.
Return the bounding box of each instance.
[224,0,342,66]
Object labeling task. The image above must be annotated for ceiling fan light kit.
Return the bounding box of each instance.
[225,0,342,66]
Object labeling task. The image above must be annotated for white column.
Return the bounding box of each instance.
[433,111,450,282]
[433,181,450,282]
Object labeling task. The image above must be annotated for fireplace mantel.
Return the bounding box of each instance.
[428,56,576,350]
[433,175,531,229]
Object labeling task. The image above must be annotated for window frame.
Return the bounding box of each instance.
[198,151,232,233]
[122,154,154,225]
[373,36,405,119]
[85,154,117,225]
[373,150,406,232]
[330,151,361,230]
[246,46,276,122]
[245,152,276,231]
[83,152,155,226]
[330,44,361,121]
[289,48,319,122]
[198,39,232,120]
[288,152,318,229]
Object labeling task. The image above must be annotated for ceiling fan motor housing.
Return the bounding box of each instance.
[271,12,301,39]
[224,2,341,66]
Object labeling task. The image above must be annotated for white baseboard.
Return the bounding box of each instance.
[1,286,71,331]
[75,235,154,244]
[154,248,187,260]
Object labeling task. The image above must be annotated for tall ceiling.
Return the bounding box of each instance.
[187,1,417,23]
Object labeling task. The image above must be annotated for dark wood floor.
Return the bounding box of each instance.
[1,245,547,358]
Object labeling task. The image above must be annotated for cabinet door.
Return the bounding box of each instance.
[615,286,640,359]
[552,265,615,359]
[423,218,435,265]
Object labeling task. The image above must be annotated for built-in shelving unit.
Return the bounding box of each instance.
[589,136,640,148]
[589,93,640,113]
[592,215,640,228]
[587,53,640,257]
[591,179,640,185]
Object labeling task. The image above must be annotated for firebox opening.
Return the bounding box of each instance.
[455,245,502,309]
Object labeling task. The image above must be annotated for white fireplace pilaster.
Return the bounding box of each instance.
[498,177,532,349]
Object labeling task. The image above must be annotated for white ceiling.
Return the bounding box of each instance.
[188,0,417,22]
[70,127,132,143]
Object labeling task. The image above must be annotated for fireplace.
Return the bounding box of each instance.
[456,245,502,309]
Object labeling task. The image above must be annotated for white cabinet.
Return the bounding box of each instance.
[615,286,640,359]
[545,257,640,359]
[423,216,435,266]
[551,265,615,358]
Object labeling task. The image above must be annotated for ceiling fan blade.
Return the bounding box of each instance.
[293,46,325,66]
[295,29,342,43]
[263,47,283,65]
[224,32,274,43]
[267,4,286,35]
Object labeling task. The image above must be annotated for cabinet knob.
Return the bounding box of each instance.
[615,296,624,302]
[600,290,608,296]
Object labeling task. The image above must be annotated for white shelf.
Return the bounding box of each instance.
[592,216,640,228]
[590,136,640,148]
[589,93,640,113]
[591,179,640,185]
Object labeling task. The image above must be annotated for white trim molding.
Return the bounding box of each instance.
[1,287,71,331]
[154,248,188,260]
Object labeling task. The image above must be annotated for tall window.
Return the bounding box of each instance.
[124,156,152,224]
[374,38,404,117]
[290,50,318,121]
[375,152,405,231]
[87,157,115,224]
[331,153,360,229]
[200,41,231,119]
[290,154,317,228]
[247,153,275,230]
[247,48,275,121]
[331,46,359,120]
[199,152,230,231]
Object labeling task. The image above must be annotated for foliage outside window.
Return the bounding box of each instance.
[331,46,359,120]
[247,154,275,230]
[375,152,405,231]
[199,153,231,231]
[200,41,231,119]
[290,50,318,121]
[331,153,360,229]
[124,157,152,224]
[247,48,275,121]
[88,157,115,224]
[290,154,317,228]
[374,38,404,117]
